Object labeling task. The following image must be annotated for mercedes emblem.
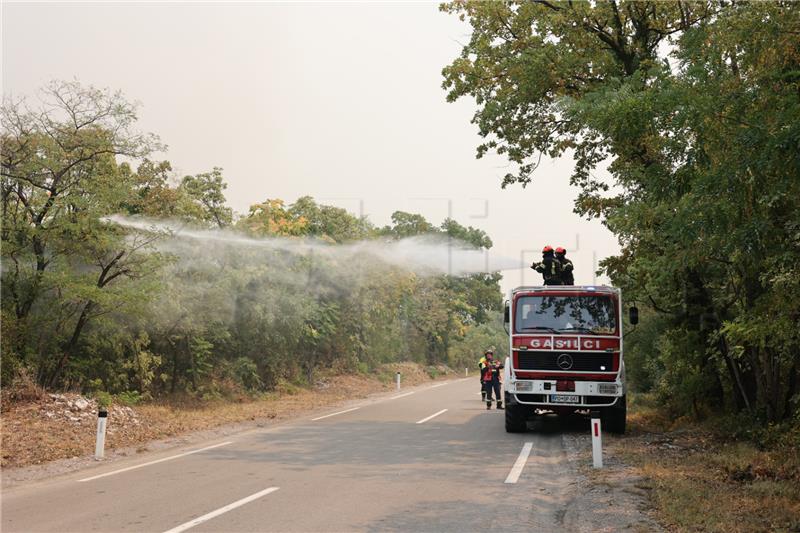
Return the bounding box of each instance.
[557,353,574,370]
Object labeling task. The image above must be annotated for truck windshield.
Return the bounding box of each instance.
[514,295,617,334]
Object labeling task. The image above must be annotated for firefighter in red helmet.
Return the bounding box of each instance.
[531,245,563,285]
[482,351,504,410]
[555,247,574,285]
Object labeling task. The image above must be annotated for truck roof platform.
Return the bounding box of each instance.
[510,285,618,294]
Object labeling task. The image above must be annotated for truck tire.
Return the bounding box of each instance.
[603,395,627,434]
[505,397,527,433]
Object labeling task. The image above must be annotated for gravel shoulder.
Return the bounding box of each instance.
[561,431,663,533]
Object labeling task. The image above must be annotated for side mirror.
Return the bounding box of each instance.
[629,306,639,325]
[503,304,510,334]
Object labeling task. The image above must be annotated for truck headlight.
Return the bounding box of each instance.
[515,381,533,392]
[598,383,618,395]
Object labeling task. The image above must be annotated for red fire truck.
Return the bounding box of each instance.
[502,285,638,434]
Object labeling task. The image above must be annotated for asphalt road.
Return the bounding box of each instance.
[2,378,585,533]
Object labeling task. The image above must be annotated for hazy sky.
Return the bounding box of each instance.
[2,1,620,294]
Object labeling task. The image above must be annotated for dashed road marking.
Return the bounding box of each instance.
[416,409,448,424]
[504,442,533,484]
[389,392,415,400]
[162,487,280,533]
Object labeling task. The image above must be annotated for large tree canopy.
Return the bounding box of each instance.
[443,0,800,422]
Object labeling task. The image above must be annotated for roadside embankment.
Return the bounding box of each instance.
[1,362,451,471]
[600,395,800,532]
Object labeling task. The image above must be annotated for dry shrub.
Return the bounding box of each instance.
[2,368,45,408]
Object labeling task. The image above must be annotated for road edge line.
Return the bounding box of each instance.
[77,441,233,483]
[311,407,360,421]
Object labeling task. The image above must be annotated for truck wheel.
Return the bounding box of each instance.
[603,395,627,434]
[505,399,527,433]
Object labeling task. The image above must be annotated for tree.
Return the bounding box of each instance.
[443,1,800,422]
[237,199,309,237]
[380,211,436,238]
[441,0,715,192]
[180,168,233,228]
[288,196,373,243]
[1,81,162,384]
[2,83,509,398]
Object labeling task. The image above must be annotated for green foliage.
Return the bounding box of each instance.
[620,308,664,393]
[230,357,263,392]
[380,211,435,238]
[443,0,800,427]
[94,391,113,409]
[180,168,234,228]
[449,315,508,372]
[289,196,373,242]
[116,390,143,406]
[1,80,505,401]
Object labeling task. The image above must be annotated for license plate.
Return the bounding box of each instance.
[550,394,580,404]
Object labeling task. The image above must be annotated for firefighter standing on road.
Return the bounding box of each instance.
[478,351,488,401]
[531,245,563,285]
[555,247,574,285]
[482,352,504,410]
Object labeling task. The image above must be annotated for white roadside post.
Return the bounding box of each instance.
[465,367,468,377]
[590,411,603,468]
[395,371,401,390]
[95,408,108,460]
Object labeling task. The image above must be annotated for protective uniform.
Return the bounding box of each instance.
[531,246,563,286]
[478,354,488,401]
[555,247,574,285]
[482,355,504,410]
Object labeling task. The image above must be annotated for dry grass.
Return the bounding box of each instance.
[1,363,446,469]
[607,395,800,532]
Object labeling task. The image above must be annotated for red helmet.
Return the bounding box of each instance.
[555,247,566,254]
[542,245,554,253]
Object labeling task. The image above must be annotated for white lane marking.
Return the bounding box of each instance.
[504,442,534,484]
[390,392,415,400]
[416,409,448,424]
[429,382,449,389]
[311,407,360,421]
[77,442,233,483]
[162,487,280,533]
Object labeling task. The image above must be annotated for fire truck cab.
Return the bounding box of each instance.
[502,285,636,434]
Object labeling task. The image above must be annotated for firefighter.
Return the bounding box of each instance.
[555,247,574,285]
[482,352,504,410]
[478,350,491,402]
[531,245,563,285]
[478,349,492,401]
